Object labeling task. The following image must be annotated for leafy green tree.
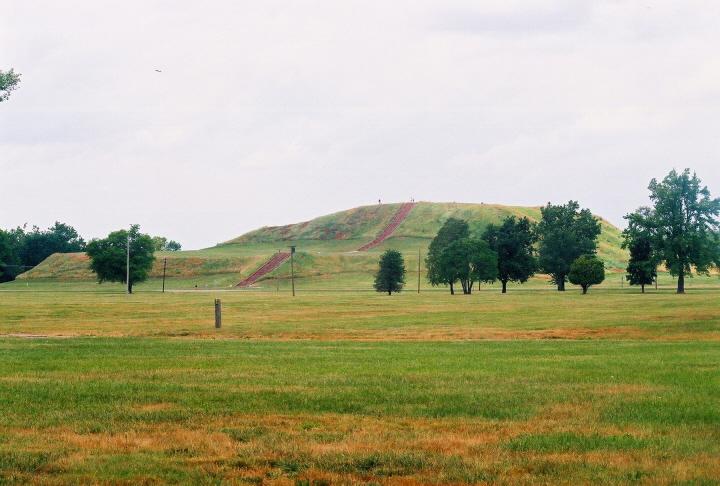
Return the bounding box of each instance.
[426,218,470,294]
[152,236,182,252]
[374,249,406,295]
[483,216,537,293]
[622,223,657,293]
[18,222,86,267]
[625,169,720,293]
[467,238,498,292]
[438,238,497,294]
[537,201,601,291]
[165,240,182,251]
[86,225,155,293]
[568,255,605,294]
[436,240,467,295]
[0,69,21,102]
[151,236,168,252]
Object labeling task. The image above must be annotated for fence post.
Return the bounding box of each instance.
[214,299,222,328]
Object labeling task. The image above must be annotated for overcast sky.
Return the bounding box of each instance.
[2,1,720,249]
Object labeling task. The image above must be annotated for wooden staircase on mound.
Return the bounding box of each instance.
[357,202,417,251]
[236,252,291,287]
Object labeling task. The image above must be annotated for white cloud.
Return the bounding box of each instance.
[1,0,719,248]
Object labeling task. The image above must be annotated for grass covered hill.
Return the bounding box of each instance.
[220,202,625,263]
[228,202,546,245]
[13,202,628,289]
[213,201,627,275]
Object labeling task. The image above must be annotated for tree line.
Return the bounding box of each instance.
[0,223,86,282]
[0,222,181,284]
[375,169,720,295]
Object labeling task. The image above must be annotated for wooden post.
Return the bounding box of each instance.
[162,257,167,293]
[214,299,222,328]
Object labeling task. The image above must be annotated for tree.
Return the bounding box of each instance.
[165,240,182,251]
[537,201,601,291]
[437,238,497,294]
[483,216,537,293]
[426,218,470,294]
[467,238,498,292]
[625,169,720,294]
[374,249,406,295]
[86,225,155,293]
[151,236,168,252]
[436,240,468,295]
[152,236,182,251]
[0,230,21,283]
[18,222,86,267]
[622,223,657,293]
[568,255,605,294]
[0,69,21,102]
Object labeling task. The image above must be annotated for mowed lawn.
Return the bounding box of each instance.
[1,289,719,484]
[1,289,720,340]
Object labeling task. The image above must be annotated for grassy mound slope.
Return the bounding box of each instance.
[222,202,626,265]
[14,202,628,287]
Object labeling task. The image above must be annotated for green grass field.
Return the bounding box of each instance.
[2,202,718,483]
[1,285,719,484]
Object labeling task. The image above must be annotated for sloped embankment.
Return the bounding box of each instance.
[16,253,259,280]
[358,202,416,251]
[17,202,629,285]
[236,252,291,287]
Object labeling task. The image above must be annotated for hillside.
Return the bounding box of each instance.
[220,202,626,266]
[227,202,540,244]
[14,202,628,289]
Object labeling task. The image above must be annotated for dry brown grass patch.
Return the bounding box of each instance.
[5,413,716,485]
[57,426,236,459]
[131,402,174,412]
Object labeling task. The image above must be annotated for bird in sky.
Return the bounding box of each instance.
[155,69,162,73]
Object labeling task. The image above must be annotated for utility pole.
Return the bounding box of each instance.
[290,245,296,297]
[417,248,421,294]
[126,232,131,294]
[162,257,167,293]
[276,250,280,293]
